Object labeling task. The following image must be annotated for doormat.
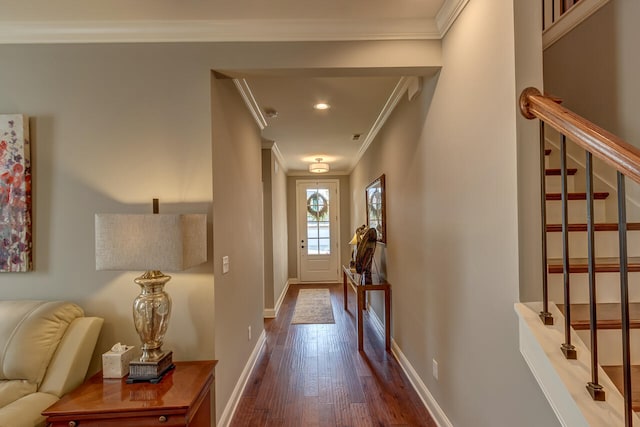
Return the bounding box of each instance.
[291,289,335,324]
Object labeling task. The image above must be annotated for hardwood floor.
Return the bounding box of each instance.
[230,284,437,427]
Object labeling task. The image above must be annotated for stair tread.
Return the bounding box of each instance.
[548,257,640,273]
[546,192,610,200]
[545,148,551,155]
[601,365,640,412]
[556,302,640,330]
[545,168,578,176]
[546,223,640,232]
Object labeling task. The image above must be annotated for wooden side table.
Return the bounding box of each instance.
[43,360,216,427]
[342,265,391,352]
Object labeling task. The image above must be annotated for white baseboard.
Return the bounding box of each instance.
[367,305,453,427]
[288,277,300,285]
[264,279,290,319]
[217,329,267,427]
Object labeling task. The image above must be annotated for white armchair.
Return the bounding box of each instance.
[0,300,103,427]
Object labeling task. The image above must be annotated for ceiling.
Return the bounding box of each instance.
[0,0,453,174]
[246,76,403,174]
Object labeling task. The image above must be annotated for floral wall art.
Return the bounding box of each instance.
[0,115,32,272]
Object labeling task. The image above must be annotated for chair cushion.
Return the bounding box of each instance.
[0,380,36,409]
[0,301,83,388]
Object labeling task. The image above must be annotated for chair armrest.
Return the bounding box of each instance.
[39,317,103,397]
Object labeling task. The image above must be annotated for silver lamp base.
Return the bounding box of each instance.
[128,270,174,382]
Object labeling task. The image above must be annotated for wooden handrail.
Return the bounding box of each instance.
[520,87,640,185]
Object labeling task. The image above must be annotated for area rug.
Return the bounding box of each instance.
[291,289,335,324]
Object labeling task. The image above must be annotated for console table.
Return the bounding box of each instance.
[342,265,391,351]
[43,360,216,427]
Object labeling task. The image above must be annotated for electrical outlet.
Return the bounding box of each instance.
[432,359,439,380]
[248,325,252,341]
[222,256,230,274]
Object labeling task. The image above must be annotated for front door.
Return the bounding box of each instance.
[297,180,340,282]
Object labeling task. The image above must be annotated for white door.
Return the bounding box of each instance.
[297,180,340,282]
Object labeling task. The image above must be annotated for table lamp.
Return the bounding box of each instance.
[95,201,206,383]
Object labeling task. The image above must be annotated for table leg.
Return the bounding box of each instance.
[343,270,348,311]
[357,287,364,351]
[384,286,391,352]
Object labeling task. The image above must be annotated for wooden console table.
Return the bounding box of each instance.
[43,360,216,427]
[342,265,391,352]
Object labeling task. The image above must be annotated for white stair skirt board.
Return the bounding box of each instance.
[547,275,640,304]
[367,304,453,427]
[217,330,267,427]
[515,301,640,427]
[546,229,640,259]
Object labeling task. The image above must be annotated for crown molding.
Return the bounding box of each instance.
[233,79,267,130]
[349,76,411,172]
[0,18,441,44]
[436,0,471,37]
[261,141,288,174]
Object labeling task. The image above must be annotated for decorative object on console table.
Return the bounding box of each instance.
[348,224,367,268]
[366,174,386,243]
[355,227,377,284]
[43,360,217,427]
[0,114,32,272]
[95,199,207,383]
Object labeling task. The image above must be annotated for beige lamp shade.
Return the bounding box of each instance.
[95,214,207,271]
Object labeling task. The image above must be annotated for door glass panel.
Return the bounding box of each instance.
[305,187,331,256]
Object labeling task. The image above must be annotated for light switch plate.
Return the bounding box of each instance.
[222,256,229,274]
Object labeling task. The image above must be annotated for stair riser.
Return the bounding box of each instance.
[548,274,640,304]
[546,199,608,223]
[546,231,640,258]
[576,329,640,366]
[546,175,576,193]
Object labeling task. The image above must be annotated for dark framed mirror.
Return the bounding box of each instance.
[365,174,386,243]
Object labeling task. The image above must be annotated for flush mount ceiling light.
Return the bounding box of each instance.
[313,103,330,110]
[309,158,330,174]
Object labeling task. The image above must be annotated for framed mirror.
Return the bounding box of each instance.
[365,174,386,243]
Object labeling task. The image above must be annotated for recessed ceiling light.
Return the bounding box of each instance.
[313,103,330,110]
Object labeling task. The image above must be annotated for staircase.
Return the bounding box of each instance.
[543,138,640,415]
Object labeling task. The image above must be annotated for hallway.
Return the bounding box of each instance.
[230,284,437,426]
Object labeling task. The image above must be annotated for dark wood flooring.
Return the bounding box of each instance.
[230,283,437,427]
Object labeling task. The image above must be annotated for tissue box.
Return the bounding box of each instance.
[102,345,136,378]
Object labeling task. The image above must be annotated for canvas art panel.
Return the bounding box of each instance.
[0,115,32,272]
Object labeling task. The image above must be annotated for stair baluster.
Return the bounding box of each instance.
[617,172,633,426]
[585,151,605,400]
[521,86,640,422]
[560,135,577,359]
[540,122,553,325]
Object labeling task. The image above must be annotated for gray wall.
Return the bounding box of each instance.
[0,43,217,373]
[262,147,288,310]
[350,0,559,425]
[544,1,638,143]
[286,174,351,281]
[211,76,265,421]
[0,40,441,423]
